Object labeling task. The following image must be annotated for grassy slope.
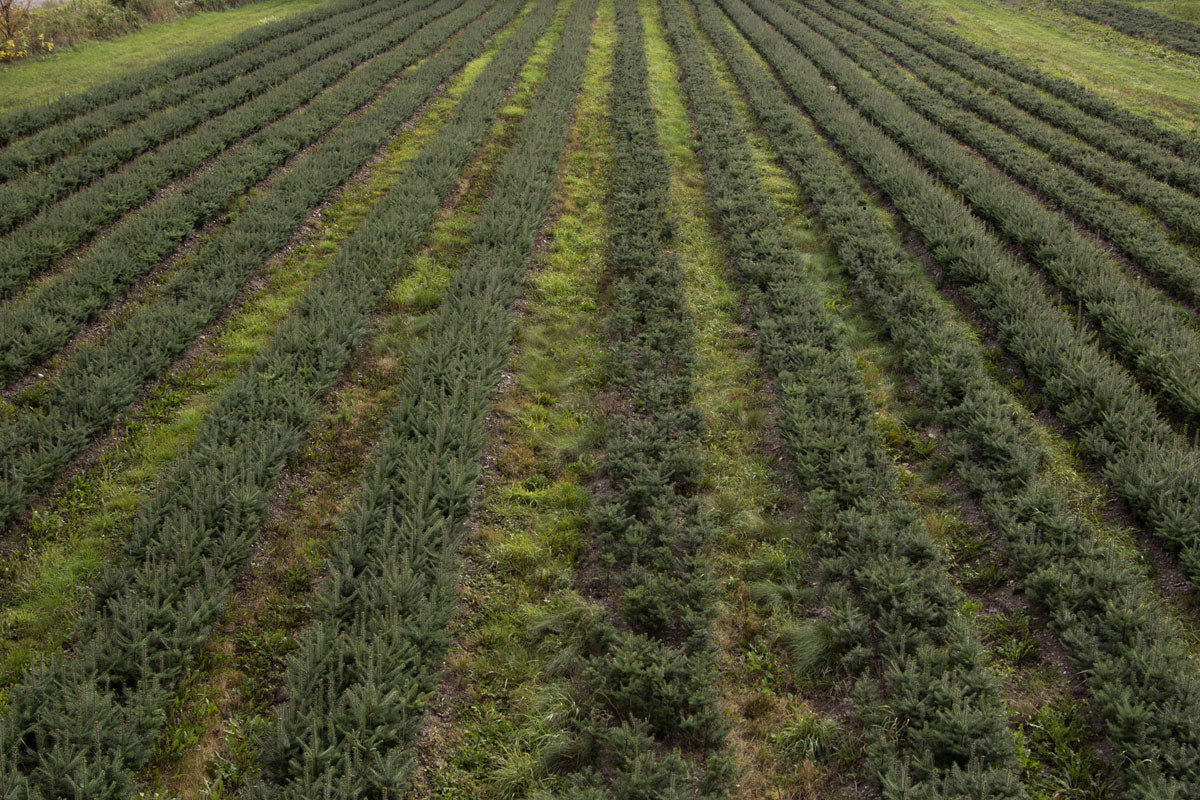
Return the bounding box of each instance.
[0,0,326,112]
[1130,0,1200,24]
[897,0,1200,131]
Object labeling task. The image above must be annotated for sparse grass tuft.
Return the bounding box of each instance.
[1017,698,1118,800]
[773,713,846,764]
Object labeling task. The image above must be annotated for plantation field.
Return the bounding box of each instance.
[0,0,1199,796]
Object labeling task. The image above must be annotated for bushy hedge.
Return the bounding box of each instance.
[254,1,596,791]
[690,0,1200,793]
[25,0,284,60]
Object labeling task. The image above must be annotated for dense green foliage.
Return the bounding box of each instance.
[0,1,549,794]
[0,0,450,299]
[535,2,733,795]
[813,0,1200,251]
[0,0,499,538]
[0,0,459,369]
[661,1,1027,795]
[254,3,595,791]
[0,0,500,533]
[715,0,1200,591]
[0,0,383,182]
[1,0,1199,793]
[689,0,1200,793]
[1059,0,1200,56]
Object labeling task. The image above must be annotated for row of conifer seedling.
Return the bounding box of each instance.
[0,0,596,793]
[0,0,489,533]
[686,0,1200,794]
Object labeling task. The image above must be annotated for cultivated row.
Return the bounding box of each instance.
[255,0,595,791]
[0,2,548,793]
[757,0,1200,429]
[797,0,1200,306]
[0,0,501,532]
[690,0,1200,793]
[542,0,733,793]
[813,0,1200,249]
[662,0,1027,795]
[0,0,377,146]
[0,0,385,183]
[1059,0,1200,57]
[851,0,1200,174]
[0,0,415,234]
[0,0,449,298]
[718,0,1200,593]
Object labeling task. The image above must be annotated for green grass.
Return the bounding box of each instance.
[643,3,871,796]
[898,0,1200,132]
[706,0,1200,649]
[684,4,1135,795]
[1130,0,1200,24]
[0,0,326,112]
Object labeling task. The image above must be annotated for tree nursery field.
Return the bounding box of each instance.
[0,0,1198,796]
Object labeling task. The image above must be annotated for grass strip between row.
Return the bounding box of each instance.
[797,0,1200,308]
[688,0,1200,793]
[253,1,596,791]
[0,0,411,234]
[0,0,386,183]
[0,0,500,534]
[716,0,1200,591]
[1057,0,1200,57]
[811,0,1200,251]
[0,1,549,795]
[661,0,1029,796]
[0,0,449,300]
